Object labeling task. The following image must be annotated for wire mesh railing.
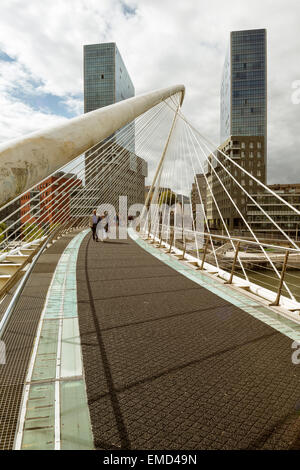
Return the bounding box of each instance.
[0,93,182,299]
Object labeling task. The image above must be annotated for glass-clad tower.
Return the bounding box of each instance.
[207,29,267,231]
[82,43,147,216]
[220,29,267,143]
[84,42,134,112]
[84,43,135,187]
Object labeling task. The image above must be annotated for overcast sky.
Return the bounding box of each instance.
[0,0,299,184]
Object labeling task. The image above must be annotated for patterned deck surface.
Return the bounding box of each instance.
[0,231,82,450]
[76,233,300,450]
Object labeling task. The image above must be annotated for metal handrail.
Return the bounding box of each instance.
[149,223,300,308]
[156,224,300,254]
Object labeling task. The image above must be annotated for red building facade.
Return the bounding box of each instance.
[20,172,82,233]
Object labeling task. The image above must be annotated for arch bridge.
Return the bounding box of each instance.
[1,85,300,450]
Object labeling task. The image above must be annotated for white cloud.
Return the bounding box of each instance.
[0,93,67,142]
[0,60,37,96]
[62,96,83,116]
[0,0,299,182]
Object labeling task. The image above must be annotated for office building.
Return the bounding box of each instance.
[247,183,300,240]
[83,42,145,212]
[71,152,147,216]
[207,29,267,231]
[84,42,134,113]
[220,29,267,144]
[206,136,266,230]
[84,42,135,184]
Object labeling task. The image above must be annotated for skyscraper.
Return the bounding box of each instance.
[84,42,134,113]
[207,29,267,231]
[83,43,147,215]
[84,42,135,174]
[220,29,267,144]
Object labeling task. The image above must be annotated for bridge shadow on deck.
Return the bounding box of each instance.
[76,233,300,450]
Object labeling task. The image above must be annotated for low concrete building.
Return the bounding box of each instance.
[206,135,266,230]
[246,183,300,240]
[73,148,147,216]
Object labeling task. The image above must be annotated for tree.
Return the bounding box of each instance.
[159,190,176,206]
[22,223,44,242]
[0,222,6,243]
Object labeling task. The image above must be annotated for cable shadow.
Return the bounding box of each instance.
[83,236,131,450]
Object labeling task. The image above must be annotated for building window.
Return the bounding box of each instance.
[241,142,245,149]
[249,142,254,149]
[257,142,261,149]
[257,151,261,158]
[250,151,254,158]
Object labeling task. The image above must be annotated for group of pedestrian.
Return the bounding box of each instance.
[89,209,109,242]
[89,209,120,242]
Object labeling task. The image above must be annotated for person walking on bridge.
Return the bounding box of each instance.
[96,211,109,242]
[89,209,99,242]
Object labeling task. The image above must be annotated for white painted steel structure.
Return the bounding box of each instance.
[0,84,185,207]
[0,83,300,325]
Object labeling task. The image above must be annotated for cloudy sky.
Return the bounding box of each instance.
[0,0,299,183]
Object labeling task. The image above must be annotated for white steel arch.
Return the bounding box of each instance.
[0,84,185,207]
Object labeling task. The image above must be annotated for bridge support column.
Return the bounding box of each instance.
[141,102,180,230]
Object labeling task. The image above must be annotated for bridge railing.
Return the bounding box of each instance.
[141,222,300,317]
[0,88,184,305]
[131,98,300,320]
[1,80,299,325]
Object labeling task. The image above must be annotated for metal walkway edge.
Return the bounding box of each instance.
[14,229,93,450]
[0,230,84,450]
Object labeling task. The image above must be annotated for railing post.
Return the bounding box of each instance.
[197,237,209,270]
[159,226,163,247]
[181,239,187,260]
[270,250,289,307]
[150,232,156,244]
[168,231,174,253]
[147,222,151,240]
[224,241,240,285]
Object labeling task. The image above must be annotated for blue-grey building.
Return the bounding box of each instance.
[220,29,267,144]
[84,42,136,185]
[82,43,147,215]
[84,42,135,113]
[207,29,267,231]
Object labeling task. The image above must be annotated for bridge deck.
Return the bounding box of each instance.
[0,230,83,450]
[76,232,300,450]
